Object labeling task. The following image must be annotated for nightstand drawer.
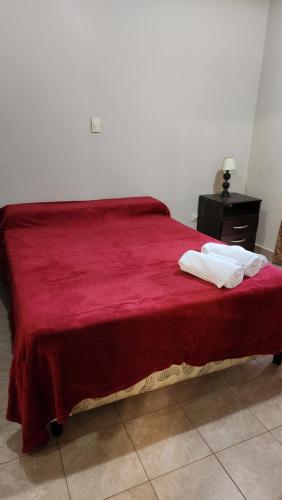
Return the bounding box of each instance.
[222,215,258,236]
[221,232,256,251]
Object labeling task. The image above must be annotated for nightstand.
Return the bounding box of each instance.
[197,193,262,251]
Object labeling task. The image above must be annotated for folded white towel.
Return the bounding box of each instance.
[207,252,240,266]
[201,243,268,277]
[178,250,244,289]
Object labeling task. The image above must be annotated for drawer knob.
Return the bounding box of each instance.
[233,225,248,230]
[230,238,246,243]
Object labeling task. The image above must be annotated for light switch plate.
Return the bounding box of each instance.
[91,117,102,133]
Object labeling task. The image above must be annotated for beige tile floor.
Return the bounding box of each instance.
[1,295,282,499]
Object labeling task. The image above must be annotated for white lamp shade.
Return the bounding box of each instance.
[222,157,236,171]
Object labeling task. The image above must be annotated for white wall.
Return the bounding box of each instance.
[246,0,282,251]
[0,0,268,225]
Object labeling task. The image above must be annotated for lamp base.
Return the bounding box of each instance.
[221,190,231,197]
[221,170,231,197]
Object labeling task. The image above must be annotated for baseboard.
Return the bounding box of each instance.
[255,244,274,261]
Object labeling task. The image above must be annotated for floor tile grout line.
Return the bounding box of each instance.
[117,394,184,500]
[228,381,270,415]
[0,455,26,467]
[115,399,177,424]
[147,454,214,482]
[0,442,72,498]
[223,367,282,389]
[204,428,270,455]
[184,400,270,447]
[0,439,59,468]
[178,403,248,500]
[113,400,160,499]
[167,377,260,408]
[166,408,247,500]
[116,398,149,480]
[177,402,216,458]
[117,400,179,425]
[256,355,276,368]
[167,402,218,482]
[202,358,267,388]
[269,430,282,446]
[217,365,281,484]
[166,383,182,403]
[241,403,269,432]
[268,423,282,432]
[229,370,281,391]
[213,453,247,500]
[149,479,160,500]
[178,380,252,410]
[134,424,248,500]
[57,419,124,447]
[114,399,123,421]
[228,383,274,433]
[57,440,72,500]
[178,396,275,455]
[150,395,216,484]
[120,420,150,480]
[121,419,161,499]
[103,480,154,500]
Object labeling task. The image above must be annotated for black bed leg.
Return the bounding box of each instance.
[50,420,63,437]
[273,353,282,366]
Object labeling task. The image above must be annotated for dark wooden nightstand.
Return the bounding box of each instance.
[197,193,262,251]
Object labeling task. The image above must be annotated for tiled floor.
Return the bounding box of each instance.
[1,296,282,499]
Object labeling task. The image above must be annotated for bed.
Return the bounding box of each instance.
[1,196,282,453]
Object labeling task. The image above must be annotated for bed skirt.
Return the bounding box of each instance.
[70,355,255,415]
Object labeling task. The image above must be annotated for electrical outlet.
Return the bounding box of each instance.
[190,213,198,223]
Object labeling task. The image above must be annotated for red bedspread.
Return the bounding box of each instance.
[1,196,282,453]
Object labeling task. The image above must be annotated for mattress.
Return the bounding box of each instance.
[1,196,282,453]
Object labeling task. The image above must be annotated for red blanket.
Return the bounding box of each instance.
[1,196,282,453]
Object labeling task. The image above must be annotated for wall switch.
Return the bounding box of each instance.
[91,117,102,133]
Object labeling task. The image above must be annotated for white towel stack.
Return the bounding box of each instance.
[201,243,268,277]
[178,250,244,289]
[178,243,268,289]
